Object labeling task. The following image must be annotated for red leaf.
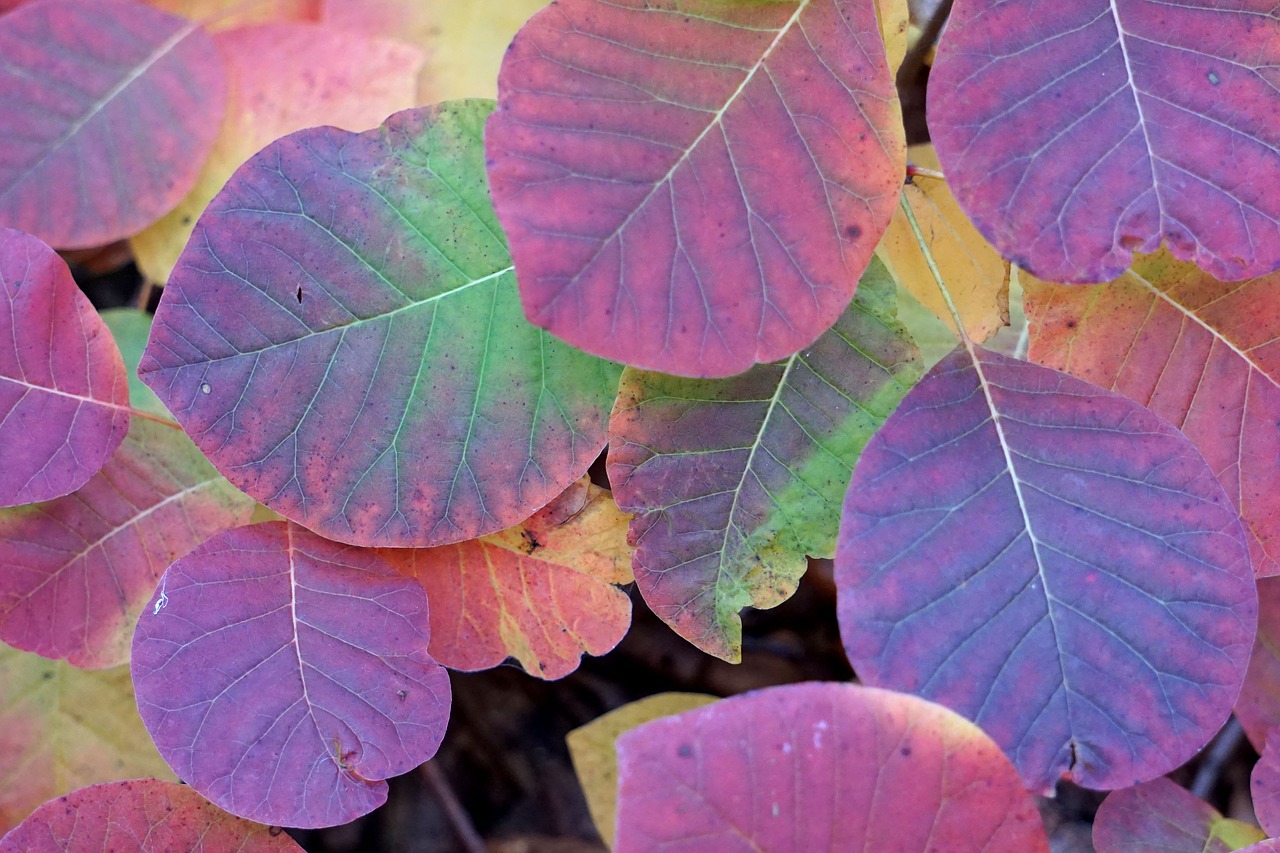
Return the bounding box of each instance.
[486,0,904,377]
[614,682,1049,852]
[1240,844,1280,853]
[0,0,226,248]
[1253,731,1280,837]
[0,420,255,668]
[1026,254,1280,577]
[1093,777,1265,853]
[837,345,1257,792]
[140,101,621,548]
[0,229,128,507]
[928,1,1280,283]
[130,521,450,828]
[1237,578,1280,748]
[0,779,301,852]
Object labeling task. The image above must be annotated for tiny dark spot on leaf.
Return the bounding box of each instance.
[269,827,284,837]
[520,529,541,554]
[42,670,53,680]
[845,225,862,240]
[900,746,912,757]
[1065,320,1076,329]
[181,215,192,225]
[295,286,303,304]
[397,689,407,699]
[677,744,693,758]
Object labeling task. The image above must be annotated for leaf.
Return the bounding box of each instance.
[140,100,622,548]
[321,0,548,103]
[0,645,174,835]
[1237,578,1280,748]
[0,229,129,507]
[875,145,1010,342]
[1025,253,1280,577]
[130,21,423,284]
[836,344,1257,792]
[875,0,909,74]
[145,0,320,29]
[1253,731,1280,837]
[0,419,255,668]
[1092,777,1265,853]
[608,259,921,661]
[131,521,450,828]
[99,309,169,418]
[1240,843,1280,853]
[927,1,1280,284]
[0,779,303,852]
[567,692,718,848]
[0,0,226,248]
[614,682,1049,852]
[486,0,905,377]
[378,477,634,679]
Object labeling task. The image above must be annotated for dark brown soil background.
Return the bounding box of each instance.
[61,2,1260,848]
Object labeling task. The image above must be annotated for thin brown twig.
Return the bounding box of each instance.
[419,761,486,853]
[1191,717,1245,800]
[897,0,954,89]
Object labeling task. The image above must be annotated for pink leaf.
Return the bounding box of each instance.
[1253,731,1280,837]
[1093,777,1265,852]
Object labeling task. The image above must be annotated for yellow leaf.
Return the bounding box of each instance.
[876,0,910,74]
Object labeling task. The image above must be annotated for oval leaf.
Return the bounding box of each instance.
[131,21,423,284]
[486,0,905,377]
[1237,578,1280,748]
[0,645,173,834]
[1253,731,1280,837]
[837,345,1257,792]
[0,229,129,507]
[1093,777,1265,853]
[1026,253,1280,577]
[380,477,634,679]
[0,419,255,668]
[615,682,1049,852]
[0,0,226,247]
[928,1,1280,283]
[608,260,921,661]
[0,779,302,852]
[140,100,621,547]
[130,521,451,828]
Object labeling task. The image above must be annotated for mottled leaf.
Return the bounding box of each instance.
[608,260,920,661]
[1093,777,1265,853]
[322,0,547,103]
[1252,731,1280,837]
[0,420,255,668]
[567,692,717,848]
[928,0,1280,283]
[0,779,302,852]
[99,309,169,418]
[876,145,1010,342]
[1237,578,1280,748]
[876,0,909,73]
[0,645,174,835]
[837,344,1257,792]
[145,0,320,29]
[379,477,634,679]
[615,682,1049,852]
[0,0,226,247]
[131,21,423,284]
[131,521,450,828]
[1026,253,1280,577]
[140,100,621,548]
[486,0,905,377]
[0,229,129,507]
[1237,843,1280,853]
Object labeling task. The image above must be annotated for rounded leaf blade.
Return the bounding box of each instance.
[1093,777,1265,853]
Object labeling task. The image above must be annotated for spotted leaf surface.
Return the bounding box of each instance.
[486,0,905,377]
[0,779,302,852]
[140,100,621,547]
[614,682,1049,852]
[1237,578,1280,748]
[837,345,1257,792]
[0,0,226,247]
[928,1,1280,283]
[131,521,450,828]
[0,229,129,507]
[1093,777,1265,853]
[608,260,920,661]
[1027,253,1280,576]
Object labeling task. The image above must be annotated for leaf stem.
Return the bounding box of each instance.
[420,760,486,853]
[129,407,183,430]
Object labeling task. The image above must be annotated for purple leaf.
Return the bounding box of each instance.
[1093,777,1265,852]
[131,521,450,828]
[837,345,1257,792]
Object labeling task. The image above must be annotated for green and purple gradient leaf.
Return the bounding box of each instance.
[0,0,226,248]
[614,682,1049,852]
[100,309,169,418]
[1252,731,1280,837]
[0,645,174,834]
[608,260,920,661]
[928,1,1280,283]
[1092,777,1265,853]
[0,229,129,507]
[1237,578,1280,748]
[0,779,302,852]
[837,345,1257,792]
[141,100,621,548]
[130,521,450,828]
[1026,253,1280,577]
[0,419,255,668]
[380,477,634,679]
[486,0,905,377]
